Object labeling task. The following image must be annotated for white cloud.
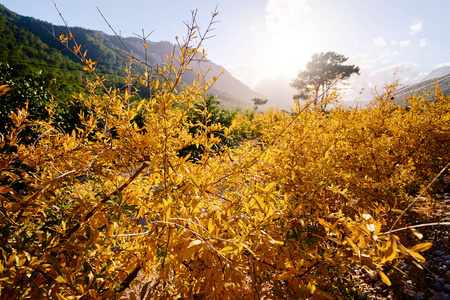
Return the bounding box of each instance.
[347,54,377,70]
[419,38,428,47]
[410,21,423,35]
[399,40,410,49]
[265,0,312,33]
[344,62,425,102]
[378,50,399,64]
[373,37,386,47]
[369,62,424,86]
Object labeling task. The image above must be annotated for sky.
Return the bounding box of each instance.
[1,0,449,106]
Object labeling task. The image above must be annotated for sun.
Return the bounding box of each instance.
[261,29,315,80]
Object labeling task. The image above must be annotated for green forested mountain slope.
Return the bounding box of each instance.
[0,4,259,113]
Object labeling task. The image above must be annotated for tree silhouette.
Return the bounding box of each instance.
[251,97,268,112]
[291,52,359,109]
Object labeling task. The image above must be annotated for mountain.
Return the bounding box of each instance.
[394,66,450,103]
[0,4,262,110]
[422,66,450,82]
[253,76,297,111]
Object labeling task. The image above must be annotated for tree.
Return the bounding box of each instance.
[179,94,237,161]
[251,97,268,112]
[291,51,360,109]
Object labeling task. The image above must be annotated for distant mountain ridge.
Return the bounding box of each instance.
[0,4,264,110]
[421,66,450,82]
[395,65,450,102]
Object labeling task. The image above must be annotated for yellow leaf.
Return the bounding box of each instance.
[384,236,397,262]
[317,218,330,229]
[83,59,96,72]
[218,245,239,255]
[254,195,266,210]
[274,272,289,280]
[377,270,391,286]
[55,275,66,283]
[185,170,200,190]
[345,236,358,253]
[358,235,366,249]
[307,282,316,294]
[0,84,10,97]
[165,207,171,221]
[240,243,256,257]
[374,222,382,235]
[270,239,284,245]
[410,242,433,253]
[408,250,426,262]
[187,240,203,249]
[56,294,68,300]
[208,218,215,234]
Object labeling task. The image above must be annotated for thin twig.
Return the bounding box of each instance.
[388,161,450,233]
[383,222,450,235]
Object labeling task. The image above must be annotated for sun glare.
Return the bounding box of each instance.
[264,31,312,79]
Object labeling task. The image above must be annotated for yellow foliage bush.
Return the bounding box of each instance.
[1,10,449,300]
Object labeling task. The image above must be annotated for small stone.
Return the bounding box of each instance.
[434,275,445,284]
[404,289,417,297]
[375,280,384,287]
[368,270,379,281]
[435,282,444,292]
[428,293,450,300]
[445,284,450,292]
[445,270,450,283]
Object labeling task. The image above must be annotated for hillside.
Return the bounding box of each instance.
[0,4,263,110]
[422,65,450,81]
[394,66,450,103]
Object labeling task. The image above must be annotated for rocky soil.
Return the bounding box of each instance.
[356,193,450,300]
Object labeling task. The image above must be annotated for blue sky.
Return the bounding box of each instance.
[1,0,449,105]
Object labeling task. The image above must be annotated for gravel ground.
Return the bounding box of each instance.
[356,193,450,300]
